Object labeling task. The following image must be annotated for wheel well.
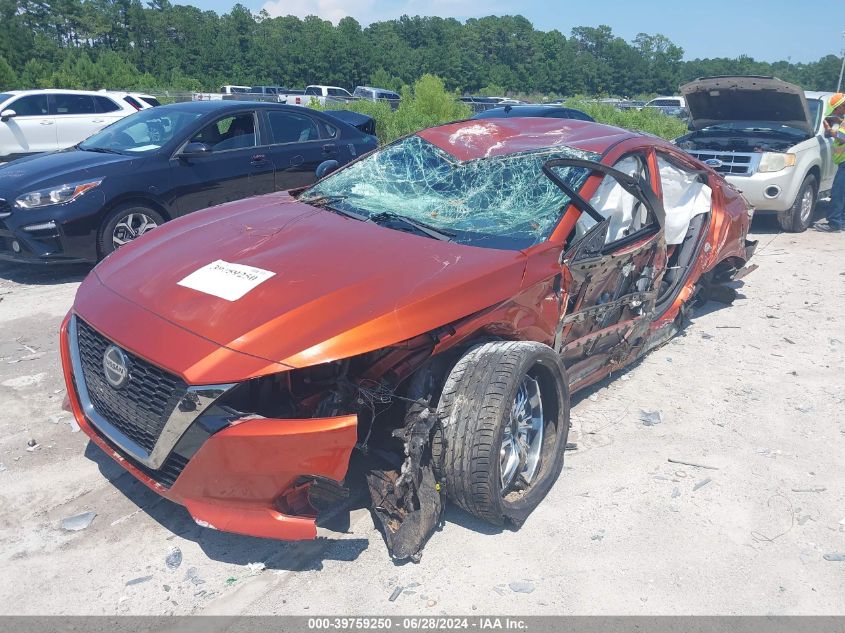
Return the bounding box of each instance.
[100,196,172,224]
[806,166,821,188]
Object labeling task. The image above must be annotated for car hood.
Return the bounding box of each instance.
[680,76,814,136]
[0,148,134,193]
[87,192,526,369]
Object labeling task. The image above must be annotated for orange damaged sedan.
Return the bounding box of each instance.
[60,118,756,560]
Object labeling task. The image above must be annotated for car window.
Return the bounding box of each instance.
[268,111,320,144]
[0,93,13,107]
[79,108,205,154]
[8,94,49,116]
[94,96,122,113]
[577,154,653,243]
[54,93,97,115]
[191,113,257,151]
[327,88,348,97]
[304,87,321,96]
[320,120,339,139]
[141,97,161,107]
[123,96,143,110]
[808,98,823,131]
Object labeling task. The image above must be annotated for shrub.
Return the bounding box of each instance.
[566,99,688,140]
[318,74,471,145]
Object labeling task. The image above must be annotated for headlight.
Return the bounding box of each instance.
[15,180,102,209]
[758,153,796,173]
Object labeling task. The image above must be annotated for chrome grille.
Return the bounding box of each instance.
[686,151,758,176]
[76,319,188,453]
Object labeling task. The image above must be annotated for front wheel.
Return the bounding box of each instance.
[434,341,570,527]
[98,203,165,259]
[778,174,817,233]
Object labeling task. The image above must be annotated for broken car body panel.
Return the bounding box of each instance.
[61,118,754,558]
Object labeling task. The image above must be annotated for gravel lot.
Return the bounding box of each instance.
[0,214,843,615]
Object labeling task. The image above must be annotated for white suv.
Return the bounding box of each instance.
[0,89,137,160]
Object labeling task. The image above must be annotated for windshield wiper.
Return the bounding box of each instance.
[79,146,124,155]
[300,194,367,221]
[367,211,455,242]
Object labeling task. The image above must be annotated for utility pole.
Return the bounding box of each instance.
[838,32,845,92]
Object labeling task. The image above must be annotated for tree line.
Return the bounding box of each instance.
[0,0,840,97]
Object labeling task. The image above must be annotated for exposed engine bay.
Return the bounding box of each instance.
[674,132,798,153]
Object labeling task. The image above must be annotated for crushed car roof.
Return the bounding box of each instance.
[417,118,636,161]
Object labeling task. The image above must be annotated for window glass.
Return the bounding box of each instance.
[327,88,348,97]
[141,97,161,107]
[95,96,122,113]
[304,87,320,96]
[190,113,257,151]
[0,93,13,106]
[320,121,339,139]
[302,135,596,250]
[577,154,653,243]
[268,111,320,144]
[123,96,143,110]
[54,93,97,115]
[9,94,49,116]
[80,109,205,154]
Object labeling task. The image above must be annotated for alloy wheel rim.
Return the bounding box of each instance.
[800,189,814,223]
[112,212,158,249]
[500,374,544,494]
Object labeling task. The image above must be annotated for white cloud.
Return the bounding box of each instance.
[259,0,505,25]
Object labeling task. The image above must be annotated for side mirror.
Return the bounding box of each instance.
[180,142,213,158]
[1,109,17,122]
[316,159,339,179]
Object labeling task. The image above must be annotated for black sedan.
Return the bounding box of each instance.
[472,104,594,122]
[0,101,378,263]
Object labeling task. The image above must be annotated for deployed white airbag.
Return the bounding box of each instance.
[658,157,712,245]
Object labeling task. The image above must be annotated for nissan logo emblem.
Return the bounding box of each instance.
[102,345,130,389]
[704,158,723,168]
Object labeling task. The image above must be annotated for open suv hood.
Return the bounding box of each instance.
[680,76,814,136]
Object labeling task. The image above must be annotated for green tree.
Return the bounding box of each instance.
[0,55,17,89]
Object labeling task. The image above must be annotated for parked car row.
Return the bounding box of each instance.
[0,89,159,161]
[194,84,401,108]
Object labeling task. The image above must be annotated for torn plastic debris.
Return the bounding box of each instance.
[367,405,443,562]
[640,410,663,426]
[165,547,183,570]
[61,511,96,531]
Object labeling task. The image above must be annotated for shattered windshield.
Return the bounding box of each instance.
[300,135,597,249]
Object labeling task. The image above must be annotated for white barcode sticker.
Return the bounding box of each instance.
[178,260,275,301]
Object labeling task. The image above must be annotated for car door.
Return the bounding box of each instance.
[0,94,56,156]
[264,109,334,191]
[53,93,108,148]
[172,110,274,216]
[546,153,667,387]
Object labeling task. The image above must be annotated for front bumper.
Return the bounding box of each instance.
[725,170,799,213]
[0,191,104,263]
[59,314,358,541]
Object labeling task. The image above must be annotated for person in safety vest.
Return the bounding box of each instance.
[818,92,845,232]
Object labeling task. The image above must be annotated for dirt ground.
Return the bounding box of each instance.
[0,212,843,616]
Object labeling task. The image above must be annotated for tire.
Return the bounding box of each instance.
[97,203,165,259]
[434,341,570,527]
[777,174,817,233]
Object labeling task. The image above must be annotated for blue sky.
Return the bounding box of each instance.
[177,0,838,63]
